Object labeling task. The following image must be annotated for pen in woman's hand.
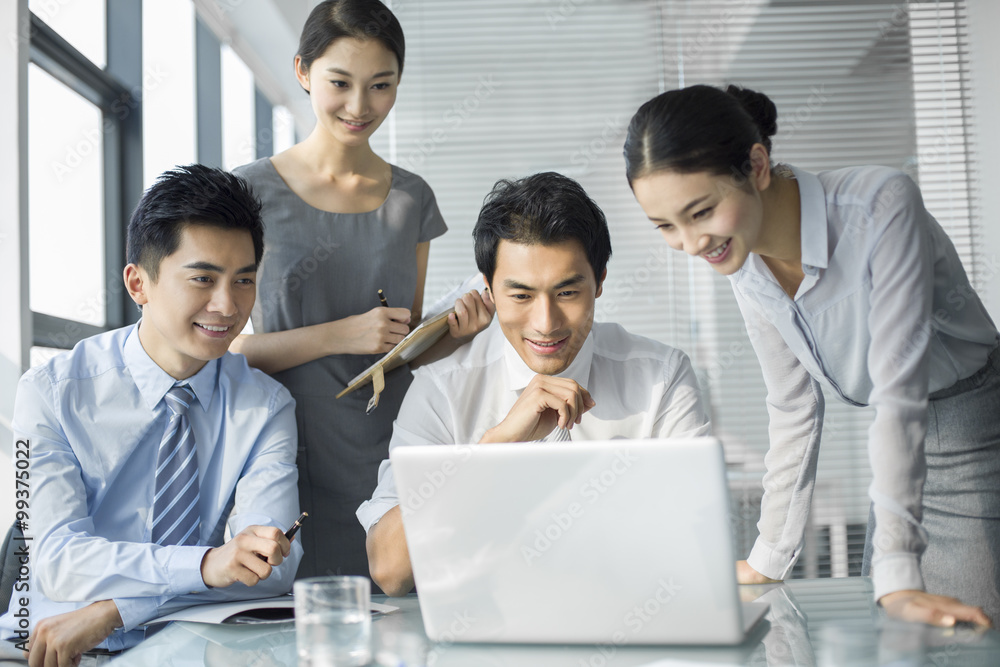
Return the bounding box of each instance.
[378,290,389,308]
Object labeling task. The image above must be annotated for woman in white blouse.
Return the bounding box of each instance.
[624,84,1000,628]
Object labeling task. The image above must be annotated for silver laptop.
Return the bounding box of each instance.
[391,437,768,645]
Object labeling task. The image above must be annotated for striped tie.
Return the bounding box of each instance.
[151,384,201,546]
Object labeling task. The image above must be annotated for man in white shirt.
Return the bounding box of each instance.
[357,172,710,596]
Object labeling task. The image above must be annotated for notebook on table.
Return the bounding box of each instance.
[391,437,768,646]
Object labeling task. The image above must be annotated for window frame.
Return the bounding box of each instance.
[27,6,142,351]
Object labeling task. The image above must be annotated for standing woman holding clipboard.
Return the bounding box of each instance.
[623,84,1000,626]
[231,0,492,583]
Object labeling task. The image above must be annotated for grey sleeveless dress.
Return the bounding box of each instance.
[233,158,447,585]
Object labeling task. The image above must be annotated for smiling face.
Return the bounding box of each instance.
[491,239,605,376]
[125,224,257,380]
[295,37,399,147]
[632,170,763,275]
[631,168,768,276]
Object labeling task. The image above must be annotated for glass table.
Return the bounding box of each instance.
[109,577,1000,666]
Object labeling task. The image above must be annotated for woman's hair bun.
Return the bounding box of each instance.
[725,84,778,141]
[624,83,780,181]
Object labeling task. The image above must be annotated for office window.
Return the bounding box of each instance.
[273,104,296,154]
[27,63,106,328]
[26,6,141,357]
[28,0,106,68]
[142,0,196,189]
[388,0,979,579]
[222,44,256,170]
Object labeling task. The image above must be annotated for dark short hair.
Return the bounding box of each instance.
[624,84,778,184]
[126,164,264,281]
[297,0,405,81]
[473,172,612,285]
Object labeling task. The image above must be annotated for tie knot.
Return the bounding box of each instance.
[165,384,195,417]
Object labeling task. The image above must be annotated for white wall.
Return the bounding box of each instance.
[967,0,1000,322]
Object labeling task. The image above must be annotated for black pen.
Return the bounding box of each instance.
[257,512,308,562]
[378,289,389,308]
[284,512,308,540]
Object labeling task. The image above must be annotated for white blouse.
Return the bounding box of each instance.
[731,164,997,600]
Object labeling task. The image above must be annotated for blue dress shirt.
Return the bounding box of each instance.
[1,324,302,650]
[731,165,997,601]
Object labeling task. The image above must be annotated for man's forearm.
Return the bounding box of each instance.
[26,600,123,666]
[36,536,211,603]
[366,506,414,596]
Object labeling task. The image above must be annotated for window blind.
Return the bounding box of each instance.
[383,0,978,579]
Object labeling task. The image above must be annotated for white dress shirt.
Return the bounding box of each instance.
[1,324,302,650]
[731,165,997,600]
[357,319,711,532]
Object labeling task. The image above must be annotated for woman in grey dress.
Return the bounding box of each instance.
[231,0,493,584]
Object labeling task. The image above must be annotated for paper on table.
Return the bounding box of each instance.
[146,595,398,625]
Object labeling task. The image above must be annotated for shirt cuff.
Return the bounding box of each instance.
[747,537,798,581]
[98,626,147,652]
[114,546,211,631]
[872,552,925,602]
[356,499,398,534]
[167,545,212,595]
[113,597,160,633]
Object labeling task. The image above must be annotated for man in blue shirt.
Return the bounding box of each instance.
[1,165,302,663]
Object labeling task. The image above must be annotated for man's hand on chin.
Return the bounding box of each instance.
[479,375,595,443]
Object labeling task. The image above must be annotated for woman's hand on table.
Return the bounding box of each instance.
[879,589,993,628]
[736,560,782,585]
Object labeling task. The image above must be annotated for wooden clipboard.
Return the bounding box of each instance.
[335,308,454,413]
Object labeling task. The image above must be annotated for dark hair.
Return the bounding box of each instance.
[297,0,405,79]
[126,164,264,281]
[623,84,778,184]
[473,172,612,285]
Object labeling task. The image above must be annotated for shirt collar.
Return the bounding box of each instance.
[789,164,829,274]
[732,165,829,294]
[502,328,595,392]
[124,321,217,412]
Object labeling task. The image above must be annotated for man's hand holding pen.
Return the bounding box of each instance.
[200,525,292,588]
[200,513,308,589]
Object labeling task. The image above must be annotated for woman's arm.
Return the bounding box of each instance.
[861,174,992,626]
[230,308,412,375]
[407,243,495,369]
[733,289,825,583]
[862,175,935,598]
[410,241,430,325]
[411,289,495,369]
